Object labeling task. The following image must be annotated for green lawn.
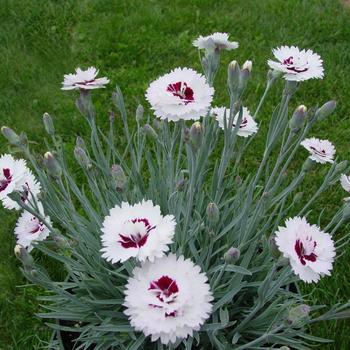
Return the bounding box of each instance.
[1,0,350,348]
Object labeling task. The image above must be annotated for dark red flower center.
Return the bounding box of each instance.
[310,146,327,157]
[118,218,155,249]
[149,275,179,318]
[295,238,317,265]
[74,79,96,86]
[283,56,308,73]
[167,81,194,104]
[29,217,45,234]
[0,168,12,192]
[232,117,248,129]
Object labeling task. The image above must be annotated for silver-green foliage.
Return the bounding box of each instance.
[4,49,350,350]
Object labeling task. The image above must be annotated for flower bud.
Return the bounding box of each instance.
[43,152,62,178]
[136,104,144,123]
[111,164,127,191]
[268,235,280,259]
[227,60,240,94]
[14,244,34,269]
[342,202,350,221]
[183,127,190,143]
[76,136,86,149]
[206,202,219,225]
[190,122,204,149]
[176,171,187,191]
[1,126,21,146]
[302,158,315,172]
[224,247,240,264]
[289,105,307,132]
[74,146,92,170]
[152,118,162,131]
[239,60,252,92]
[293,192,304,203]
[143,124,158,140]
[334,160,348,174]
[235,175,242,187]
[286,304,311,326]
[316,100,336,121]
[42,113,55,135]
[267,69,282,81]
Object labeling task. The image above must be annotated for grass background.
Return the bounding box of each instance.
[0,0,350,348]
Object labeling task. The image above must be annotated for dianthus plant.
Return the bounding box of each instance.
[2,33,350,349]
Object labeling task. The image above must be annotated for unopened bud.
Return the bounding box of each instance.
[267,69,282,81]
[342,202,350,221]
[224,247,240,264]
[239,60,252,92]
[302,158,315,172]
[43,152,62,178]
[1,126,21,146]
[235,175,242,186]
[76,136,86,149]
[228,60,240,94]
[74,146,91,169]
[286,304,311,326]
[152,118,162,131]
[293,192,304,203]
[206,202,219,224]
[111,164,127,191]
[183,127,190,143]
[143,124,158,140]
[316,100,336,121]
[268,235,280,259]
[289,105,307,132]
[43,113,55,135]
[136,104,144,122]
[242,60,252,73]
[14,244,34,269]
[190,122,204,149]
[176,171,187,191]
[334,160,348,174]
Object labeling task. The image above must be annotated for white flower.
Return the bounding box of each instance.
[268,46,324,81]
[101,200,176,263]
[212,106,258,137]
[2,169,41,210]
[124,254,213,345]
[61,67,109,90]
[0,154,41,210]
[145,68,214,122]
[15,202,51,251]
[275,217,335,283]
[300,137,335,164]
[340,174,350,193]
[193,32,238,51]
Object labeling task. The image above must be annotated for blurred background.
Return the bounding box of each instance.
[0,0,349,348]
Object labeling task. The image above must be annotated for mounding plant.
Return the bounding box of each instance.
[1,33,350,349]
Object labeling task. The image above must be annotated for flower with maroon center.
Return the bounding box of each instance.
[212,106,258,138]
[275,217,335,283]
[124,254,213,345]
[300,137,335,164]
[100,200,176,263]
[15,202,51,252]
[145,67,214,122]
[268,46,324,81]
[61,67,109,90]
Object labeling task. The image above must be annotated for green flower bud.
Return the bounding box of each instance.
[227,60,240,95]
[143,124,158,140]
[342,202,350,221]
[286,304,310,326]
[1,126,21,146]
[206,202,220,224]
[42,113,55,135]
[267,69,282,81]
[190,122,204,149]
[293,192,304,203]
[289,105,307,132]
[74,146,92,169]
[176,171,187,191]
[238,60,252,92]
[152,118,162,131]
[268,235,281,260]
[14,244,34,269]
[316,100,336,121]
[302,158,316,172]
[182,127,190,143]
[136,104,144,123]
[334,160,348,174]
[43,152,62,178]
[76,136,86,149]
[111,164,127,191]
[224,247,240,264]
[235,175,242,187]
